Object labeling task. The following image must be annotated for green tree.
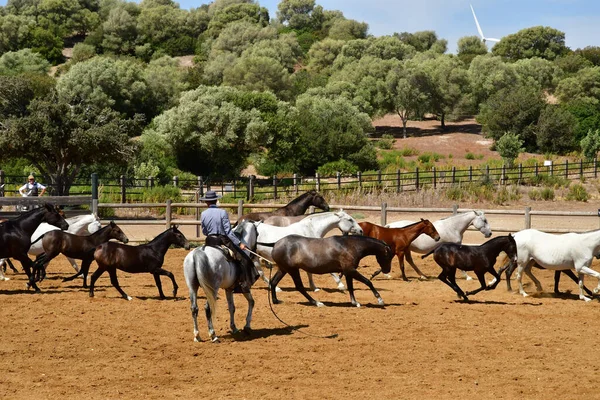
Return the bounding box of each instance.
[326,18,368,41]
[581,129,600,160]
[101,6,137,54]
[0,97,139,195]
[277,0,315,30]
[495,132,524,167]
[223,55,293,100]
[468,54,517,108]
[514,57,561,90]
[0,75,36,118]
[71,42,96,63]
[307,38,344,73]
[536,105,578,154]
[0,14,36,54]
[396,30,438,52]
[555,53,593,75]
[574,46,600,67]
[143,55,187,114]
[492,26,568,61]
[555,67,600,104]
[564,100,600,143]
[205,2,269,39]
[0,48,50,75]
[457,36,488,66]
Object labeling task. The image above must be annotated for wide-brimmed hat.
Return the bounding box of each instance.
[28,175,34,180]
[199,190,222,202]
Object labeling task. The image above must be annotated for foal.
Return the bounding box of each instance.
[422,234,518,301]
[360,219,440,281]
[34,221,129,287]
[90,226,190,300]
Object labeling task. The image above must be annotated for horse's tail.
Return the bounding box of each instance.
[195,250,218,318]
[421,248,436,259]
[257,241,277,247]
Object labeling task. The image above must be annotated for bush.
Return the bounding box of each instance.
[397,147,419,156]
[565,183,589,201]
[445,186,464,201]
[378,151,408,170]
[376,134,396,149]
[528,189,542,200]
[317,159,359,176]
[496,132,524,167]
[541,187,555,200]
[465,152,475,160]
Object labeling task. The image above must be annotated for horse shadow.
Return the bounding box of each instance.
[223,325,308,341]
[454,299,543,306]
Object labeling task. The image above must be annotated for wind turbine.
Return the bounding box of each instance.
[470,4,501,44]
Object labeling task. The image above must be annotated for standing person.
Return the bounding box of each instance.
[19,175,46,197]
[200,190,258,292]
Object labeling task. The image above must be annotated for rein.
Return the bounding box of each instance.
[266,263,338,340]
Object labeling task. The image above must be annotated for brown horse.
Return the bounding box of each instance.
[34,221,129,288]
[360,219,440,281]
[90,226,190,300]
[236,190,329,224]
[270,235,394,307]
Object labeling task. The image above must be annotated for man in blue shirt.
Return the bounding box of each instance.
[200,190,258,292]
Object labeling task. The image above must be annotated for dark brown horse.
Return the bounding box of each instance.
[360,219,440,281]
[422,234,518,301]
[34,221,129,287]
[236,190,329,224]
[270,235,394,307]
[0,204,68,292]
[90,226,190,300]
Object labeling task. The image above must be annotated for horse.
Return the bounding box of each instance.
[33,221,130,287]
[262,214,309,227]
[254,210,363,291]
[422,234,518,301]
[0,213,102,280]
[270,235,394,307]
[0,204,69,291]
[360,219,440,281]
[500,229,600,302]
[235,190,329,224]
[183,220,258,342]
[89,226,190,300]
[386,210,492,280]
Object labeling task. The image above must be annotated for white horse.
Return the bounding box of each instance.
[0,213,102,281]
[255,210,363,292]
[511,229,600,302]
[183,220,258,342]
[386,210,492,280]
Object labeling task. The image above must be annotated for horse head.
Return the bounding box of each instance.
[308,190,330,212]
[42,203,69,230]
[420,218,440,241]
[505,233,518,266]
[107,221,129,243]
[170,225,190,250]
[472,210,492,238]
[376,240,394,274]
[335,210,363,236]
[233,220,258,250]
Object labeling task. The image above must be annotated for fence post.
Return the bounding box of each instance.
[195,191,200,238]
[233,178,237,199]
[396,169,401,193]
[580,160,584,180]
[469,166,473,182]
[501,164,506,184]
[525,206,531,229]
[565,160,568,179]
[377,170,382,185]
[550,162,554,176]
[485,165,490,182]
[595,157,598,178]
[149,176,154,189]
[432,167,437,189]
[173,176,178,187]
[316,173,320,192]
[358,171,362,189]
[415,167,419,191]
[198,176,204,196]
[238,199,244,220]
[273,175,278,200]
[248,175,254,201]
[120,175,126,204]
[91,173,98,215]
[453,204,458,215]
[535,163,538,178]
[337,172,341,190]
[519,164,523,182]
[381,202,387,226]
[165,199,172,230]
[293,173,299,195]
[451,167,456,184]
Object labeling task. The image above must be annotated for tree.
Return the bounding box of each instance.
[555,67,600,104]
[514,57,561,90]
[277,0,315,30]
[223,55,293,100]
[101,6,137,54]
[0,48,50,75]
[0,75,36,118]
[492,26,568,61]
[536,105,578,154]
[581,129,600,160]
[396,30,438,52]
[205,2,269,39]
[564,100,600,143]
[555,53,592,75]
[307,38,344,73]
[476,84,544,151]
[574,46,600,66]
[0,97,140,195]
[71,42,96,63]
[468,54,518,108]
[0,14,36,54]
[326,18,368,41]
[385,61,434,138]
[495,132,524,167]
[143,56,187,114]
[457,35,487,65]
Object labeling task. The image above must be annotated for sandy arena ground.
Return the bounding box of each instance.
[1,237,600,399]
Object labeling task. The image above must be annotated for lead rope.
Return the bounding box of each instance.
[265,260,338,340]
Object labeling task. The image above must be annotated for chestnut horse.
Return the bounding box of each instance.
[236,190,329,224]
[90,226,190,300]
[270,235,394,307]
[422,234,518,301]
[34,221,130,288]
[360,219,440,281]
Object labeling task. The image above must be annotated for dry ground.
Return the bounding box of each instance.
[1,248,600,400]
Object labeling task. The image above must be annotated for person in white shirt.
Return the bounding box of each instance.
[19,175,46,197]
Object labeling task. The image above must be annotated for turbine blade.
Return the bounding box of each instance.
[470,4,484,39]
[485,38,501,42]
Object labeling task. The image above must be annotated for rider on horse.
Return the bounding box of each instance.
[200,190,259,293]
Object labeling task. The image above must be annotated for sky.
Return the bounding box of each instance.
[2,0,600,53]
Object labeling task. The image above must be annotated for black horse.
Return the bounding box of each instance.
[0,204,68,292]
[270,235,394,307]
[235,190,330,225]
[422,234,518,301]
[89,226,190,300]
[34,221,130,288]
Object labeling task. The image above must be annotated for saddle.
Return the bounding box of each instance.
[204,235,236,262]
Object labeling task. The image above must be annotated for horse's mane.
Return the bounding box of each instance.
[301,211,334,221]
[438,210,477,221]
[392,220,422,228]
[286,190,317,206]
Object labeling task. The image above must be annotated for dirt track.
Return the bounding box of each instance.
[1,245,600,400]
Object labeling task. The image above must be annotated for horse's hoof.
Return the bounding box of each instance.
[312,287,321,292]
[0,277,9,281]
[316,301,325,307]
[581,296,592,302]
[354,302,361,308]
[231,328,240,334]
[419,275,427,281]
[337,284,347,291]
[384,274,393,279]
[594,287,600,294]
[275,287,282,293]
[243,326,252,336]
[465,276,473,281]
[194,336,202,342]
[126,296,133,301]
[211,337,220,343]
[377,298,384,306]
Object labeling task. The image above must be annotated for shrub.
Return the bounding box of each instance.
[528,189,542,200]
[465,152,475,160]
[541,187,555,200]
[376,134,396,149]
[378,151,408,170]
[317,159,359,176]
[565,183,589,201]
[397,147,419,156]
[445,186,464,201]
[496,132,524,167]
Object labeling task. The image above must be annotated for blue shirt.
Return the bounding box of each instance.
[201,205,240,246]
